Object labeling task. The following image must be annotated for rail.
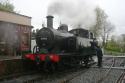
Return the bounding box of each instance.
[1,55,125,83]
[0,70,38,81]
[96,56,125,83]
[59,62,96,83]
[60,68,88,83]
[115,70,125,83]
[103,55,125,58]
[97,57,115,83]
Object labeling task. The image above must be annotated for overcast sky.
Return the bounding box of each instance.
[10,0,125,35]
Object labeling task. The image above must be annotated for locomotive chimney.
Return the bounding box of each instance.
[46,15,54,28]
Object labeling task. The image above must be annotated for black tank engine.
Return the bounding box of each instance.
[24,15,96,70]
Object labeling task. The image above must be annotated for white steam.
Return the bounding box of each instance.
[48,0,98,29]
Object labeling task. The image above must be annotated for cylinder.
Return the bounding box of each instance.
[46,15,54,28]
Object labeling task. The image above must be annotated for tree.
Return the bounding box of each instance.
[120,34,125,52]
[90,7,107,37]
[0,0,15,12]
[90,7,115,47]
[102,21,115,47]
[106,35,121,52]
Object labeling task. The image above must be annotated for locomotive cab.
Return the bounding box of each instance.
[69,28,91,48]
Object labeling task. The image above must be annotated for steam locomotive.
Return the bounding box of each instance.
[24,16,96,70]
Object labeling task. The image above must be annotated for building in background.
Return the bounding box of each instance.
[0,11,33,56]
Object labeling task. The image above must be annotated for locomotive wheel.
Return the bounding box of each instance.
[43,62,55,72]
[83,56,89,68]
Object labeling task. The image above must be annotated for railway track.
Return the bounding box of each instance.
[21,65,89,83]
[0,62,94,83]
[97,56,125,83]
[0,70,39,82]
[98,56,125,83]
[96,57,118,83]
[66,56,125,83]
[115,70,125,83]
[1,55,125,83]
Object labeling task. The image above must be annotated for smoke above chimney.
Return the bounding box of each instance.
[47,0,98,29]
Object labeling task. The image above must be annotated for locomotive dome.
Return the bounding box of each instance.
[58,24,68,32]
[60,24,68,27]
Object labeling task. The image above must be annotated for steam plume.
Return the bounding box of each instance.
[48,0,98,29]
